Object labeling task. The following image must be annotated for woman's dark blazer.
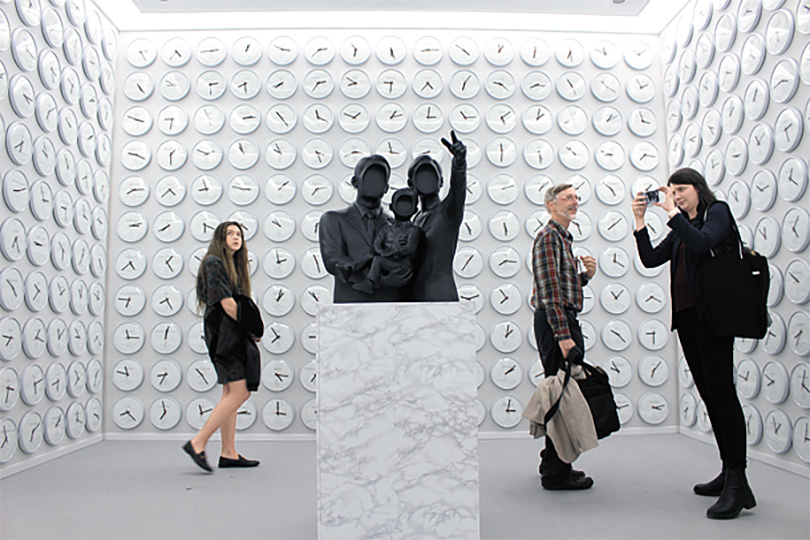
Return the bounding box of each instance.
[633,201,736,326]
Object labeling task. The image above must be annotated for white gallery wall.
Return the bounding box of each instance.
[1,0,808,478]
[1,0,116,477]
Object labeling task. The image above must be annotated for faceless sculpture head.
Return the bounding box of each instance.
[389,188,418,221]
[352,154,391,201]
[407,155,443,197]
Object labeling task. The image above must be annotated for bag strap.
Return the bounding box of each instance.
[541,346,582,427]
[705,201,743,260]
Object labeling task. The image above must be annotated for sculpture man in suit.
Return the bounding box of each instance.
[319,154,412,303]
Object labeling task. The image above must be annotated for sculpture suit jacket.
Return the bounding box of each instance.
[319,204,405,303]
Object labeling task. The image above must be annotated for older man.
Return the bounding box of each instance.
[531,183,597,490]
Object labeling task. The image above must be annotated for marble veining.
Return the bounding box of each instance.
[317,303,480,540]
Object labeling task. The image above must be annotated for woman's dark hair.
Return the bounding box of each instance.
[196,221,251,311]
[667,168,717,216]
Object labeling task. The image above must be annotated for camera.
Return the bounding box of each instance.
[644,190,660,204]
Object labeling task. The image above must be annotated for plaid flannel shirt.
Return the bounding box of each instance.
[531,219,587,341]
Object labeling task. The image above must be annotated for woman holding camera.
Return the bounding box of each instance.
[631,168,754,520]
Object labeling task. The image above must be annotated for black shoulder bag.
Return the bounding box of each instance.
[542,347,620,440]
[699,203,770,339]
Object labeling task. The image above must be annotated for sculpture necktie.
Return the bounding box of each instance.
[364,213,375,239]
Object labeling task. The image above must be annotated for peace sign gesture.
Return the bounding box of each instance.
[441,130,466,162]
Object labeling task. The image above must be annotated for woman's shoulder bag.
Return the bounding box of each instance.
[699,202,769,339]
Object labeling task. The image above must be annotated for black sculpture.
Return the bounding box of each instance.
[319,155,411,303]
[350,188,422,294]
[407,131,467,302]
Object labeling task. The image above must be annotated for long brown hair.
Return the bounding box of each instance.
[196,221,251,310]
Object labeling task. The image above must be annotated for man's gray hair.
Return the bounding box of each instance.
[545,183,574,206]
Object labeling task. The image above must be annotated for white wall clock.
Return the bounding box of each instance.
[232,36,261,66]
[148,397,181,430]
[599,246,630,278]
[600,282,631,314]
[115,248,147,280]
[112,358,144,392]
[788,313,810,357]
[413,69,443,99]
[156,140,187,171]
[113,322,144,355]
[340,69,370,100]
[302,138,333,169]
[412,36,441,66]
[265,139,297,170]
[338,138,370,168]
[678,49,697,83]
[228,139,259,170]
[764,408,793,454]
[638,392,669,425]
[777,157,808,202]
[454,247,483,279]
[593,106,622,136]
[115,284,145,317]
[519,71,551,101]
[449,36,479,66]
[266,69,297,100]
[555,71,585,101]
[602,356,633,387]
[595,140,625,171]
[113,397,145,430]
[6,121,33,165]
[302,103,333,134]
[601,320,632,351]
[265,174,296,205]
[748,123,774,165]
[196,36,226,67]
[782,207,810,253]
[196,70,225,100]
[0,317,21,362]
[486,138,516,167]
[638,355,669,387]
[638,319,669,351]
[158,71,190,101]
[486,70,516,100]
[558,139,588,170]
[303,69,334,99]
[120,140,151,171]
[153,247,184,280]
[193,104,224,135]
[523,105,553,135]
[18,411,43,454]
[792,416,810,463]
[266,103,296,135]
[771,58,800,103]
[449,69,479,99]
[626,74,655,103]
[774,107,803,152]
[122,71,154,102]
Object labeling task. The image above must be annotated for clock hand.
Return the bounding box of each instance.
[504,365,516,375]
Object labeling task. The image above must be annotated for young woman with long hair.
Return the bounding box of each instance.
[182,221,260,472]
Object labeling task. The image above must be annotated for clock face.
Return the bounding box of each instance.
[196,36,226,67]
[778,157,808,202]
[158,105,188,136]
[788,312,810,357]
[764,409,793,453]
[791,362,810,410]
[194,105,224,135]
[266,139,297,170]
[112,358,144,392]
[490,395,523,428]
[638,392,669,425]
[113,397,145,430]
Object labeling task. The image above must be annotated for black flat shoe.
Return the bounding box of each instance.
[542,474,594,491]
[183,441,212,472]
[219,455,260,468]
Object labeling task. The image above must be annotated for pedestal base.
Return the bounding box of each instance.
[317,302,480,539]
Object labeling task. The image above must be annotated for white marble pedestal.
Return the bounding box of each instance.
[317,303,480,540]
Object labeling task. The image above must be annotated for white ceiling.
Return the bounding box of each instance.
[131,0,652,16]
[93,0,689,33]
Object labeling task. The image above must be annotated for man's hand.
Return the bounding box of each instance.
[580,255,596,279]
[335,262,353,283]
[440,130,466,162]
[559,338,576,359]
[379,264,413,287]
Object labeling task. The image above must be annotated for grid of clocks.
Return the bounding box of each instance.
[0,0,115,466]
[108,27,678,435]
[663,0,810,464]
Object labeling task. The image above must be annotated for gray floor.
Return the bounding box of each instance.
[0,434,808,540]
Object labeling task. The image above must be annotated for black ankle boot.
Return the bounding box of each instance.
[694,469,725,496]
[706,468,756,519]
